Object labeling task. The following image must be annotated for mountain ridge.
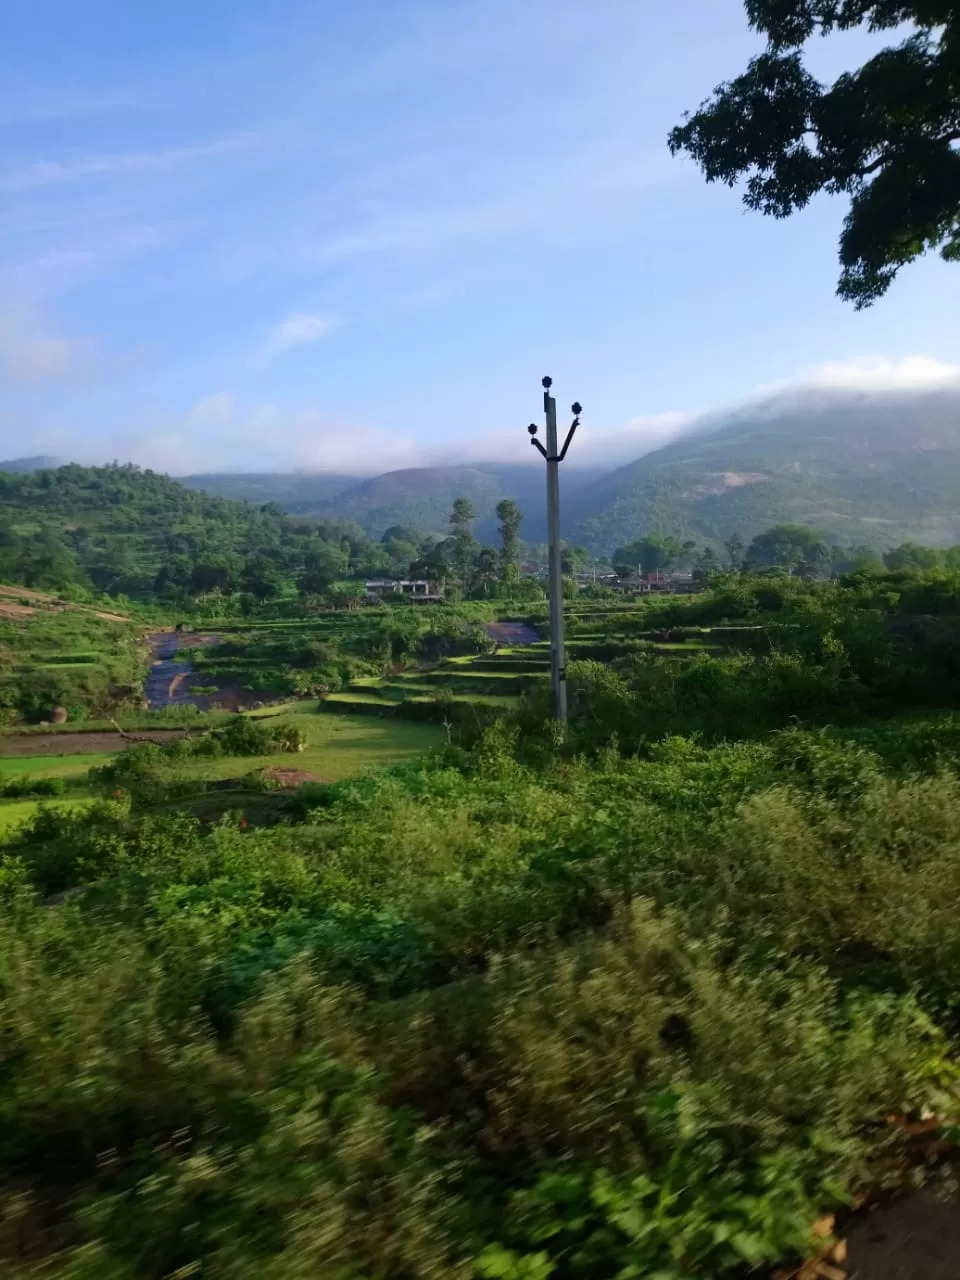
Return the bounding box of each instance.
[563,388,960,551]
[9,386,960,554]
[180,388,960,552]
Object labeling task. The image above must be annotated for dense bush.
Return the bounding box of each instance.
[0,775,66,799]
[4,718,960,1274]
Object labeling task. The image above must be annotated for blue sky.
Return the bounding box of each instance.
[1,0,958,474]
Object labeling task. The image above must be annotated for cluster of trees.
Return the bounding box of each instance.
[0,465,546,609]
[8,464,960,613]
[611,524,960,582]
[400,496,541,600]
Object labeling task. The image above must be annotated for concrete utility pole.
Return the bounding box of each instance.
[528,376,582,725]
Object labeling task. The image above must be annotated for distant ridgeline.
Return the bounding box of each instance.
[0,455,62,473]
[183,388,960,554]
[4,385,960,606]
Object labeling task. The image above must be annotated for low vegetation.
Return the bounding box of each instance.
[0,599,144,724]
[2,566,960,1274]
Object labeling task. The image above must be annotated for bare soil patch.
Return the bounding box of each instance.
[0,585,57,603]
[174,633,223,649]
[840,1188,960,1280]
[87,609,130,623]
[0,731,184,757]
[0,584,129,623]
[486,622,539,646]
[261,767,330,788]
[194,684,287,713]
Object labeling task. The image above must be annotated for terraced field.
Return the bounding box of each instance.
[172,602,766,727]
[324,645,551,715]
[321,606,759,717]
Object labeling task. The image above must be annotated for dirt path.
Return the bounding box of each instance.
[0,584,130,623]
[841,1189,960,1279]
[0,731,185,756]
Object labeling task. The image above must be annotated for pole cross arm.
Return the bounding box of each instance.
[557,416,580,463]
[529,437,549,460]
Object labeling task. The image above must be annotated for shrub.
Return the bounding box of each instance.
[0,776,67,799]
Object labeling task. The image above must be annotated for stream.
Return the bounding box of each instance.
[145,633,220,710]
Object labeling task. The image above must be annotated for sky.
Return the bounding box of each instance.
[1,0,958,475]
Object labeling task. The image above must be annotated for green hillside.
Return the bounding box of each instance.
[186,464,604,543]
[321,465,544,539]
[0,456,62,473]
[181,471,358,510]
[0,463,333,600]
[565,389,960,552]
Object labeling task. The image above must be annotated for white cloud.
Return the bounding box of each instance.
[803,355,960,394]
[186,391,235,424]
[2,227,165,297]
[23,355,960,479]
[0,309,86,384]
[589,410,699,461]
[475,357,960,470]
[70,394,421,475]
[3,134,258,191]
[0,88,137,125]
[741,357,960,410]
[266,313,337,354]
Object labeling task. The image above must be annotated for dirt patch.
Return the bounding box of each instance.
[486,622,539,646]
[193,684,287,713]
[0,585,58,603]
[173,633,223,649]
[261,767,330,789]
[0,731,185,757]
[87,609,130,623]
[0,584,129,623]
[842,1187,960,1279]
[681,472,769,500]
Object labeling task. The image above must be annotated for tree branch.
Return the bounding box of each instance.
[854,131,960,177]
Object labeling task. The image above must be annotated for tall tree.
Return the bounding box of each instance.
[474,547,500,597]
[883,542,942,571]
[694,546,720,582]
[724,532,745,568]
[746,524,829,572]
[561,544,589,576]
[612,534,683,577]
[669,1,960,307]
[449,497,477,589]
[298,542,349,597]
[495,499,523,587]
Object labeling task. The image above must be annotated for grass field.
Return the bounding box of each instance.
[0,796,93,833]
[0,753,112,778]
[183,712,443,783]
[0,710,444,832]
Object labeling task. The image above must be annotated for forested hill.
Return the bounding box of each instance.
[0,455,62,473]
[181,470,358,511]
[564,389,960,552]
[182,464,606,543]
[0,463,353,602]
